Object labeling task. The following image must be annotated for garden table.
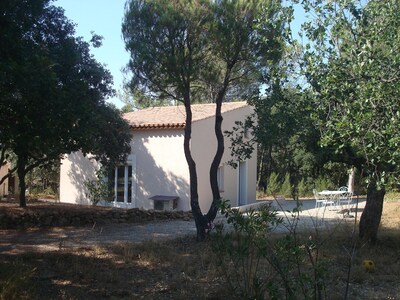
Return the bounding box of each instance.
[318,190,347,207]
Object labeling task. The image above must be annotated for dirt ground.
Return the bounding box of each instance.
[0,200,399,299]
[0,199,398,255]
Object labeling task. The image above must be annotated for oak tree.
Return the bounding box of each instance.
[300,0,400,243]
[0,0,132,206]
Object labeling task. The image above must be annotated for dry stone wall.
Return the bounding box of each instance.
[0,200,192,229]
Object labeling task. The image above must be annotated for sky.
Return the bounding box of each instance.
[55,0,129,108]
[54,1,306,109]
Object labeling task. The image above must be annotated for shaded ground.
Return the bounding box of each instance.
[0,200,399,299]
[0,219,197,254]
[0,198,366,253]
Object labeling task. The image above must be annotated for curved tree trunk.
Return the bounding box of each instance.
[256,146,265,190]
[207,100,224,222]
[359,180,385,244]
[206,65,233,222]
[17,154,28,207]
[184,101,208,241]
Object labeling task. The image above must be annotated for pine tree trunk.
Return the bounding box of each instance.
[183,101,208,240]
[206,64,234,221]
[359,180,385,244]
[17,155,27,207]
[207,101,224,222]
[256,146,265,190]
[347,167,356,193]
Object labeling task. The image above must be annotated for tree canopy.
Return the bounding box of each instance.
[0,0,132,206]
[123,0,286,239]
[299,0,400,243]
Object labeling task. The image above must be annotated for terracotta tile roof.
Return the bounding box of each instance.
[123,101,249,129]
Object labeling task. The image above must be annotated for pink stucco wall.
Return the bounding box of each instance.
[192,105,257,211]
[59,104,257,211]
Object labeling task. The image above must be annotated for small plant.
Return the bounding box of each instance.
[280,172,292,198]
[315,176,334,192]
[267,172,281,198]
[211,199,331,299]
[0,263,35,299]
[211,200,283,299]
[297,177,307,198]
[84,167,113,206]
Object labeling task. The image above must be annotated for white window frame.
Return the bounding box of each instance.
[111,155,136,208]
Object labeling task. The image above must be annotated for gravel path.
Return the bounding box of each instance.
[0,198,366,254]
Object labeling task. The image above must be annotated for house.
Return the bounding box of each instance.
[59,102,257,211]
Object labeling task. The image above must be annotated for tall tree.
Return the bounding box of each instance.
[123,0,284,240]
[0,0,132,206]
[299,0,400,243]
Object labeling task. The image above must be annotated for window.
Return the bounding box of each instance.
[108,164,134,205]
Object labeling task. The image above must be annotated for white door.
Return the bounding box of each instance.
[238,161,247,206]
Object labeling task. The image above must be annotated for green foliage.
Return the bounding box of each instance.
[123,0,285,104]
[225,117,257,169]
[26,161,60,196]
[225,83,343,197]
[301,0,400,188]
[211,200,283,298]
[315,176,334,192]
[0,262,35,299]
[0,0,132,206]
[122,0,287,238]
[211,200,329,299]
[297,178,308,198]
[266,172,281,197]
[280,172,292,198]
[299,0,400,241]
[117,88,171,112]
[84,167,113,206]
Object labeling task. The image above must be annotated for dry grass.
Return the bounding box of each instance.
[0,203,399,299]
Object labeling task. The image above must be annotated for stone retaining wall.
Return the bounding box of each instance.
[0,202,193,229]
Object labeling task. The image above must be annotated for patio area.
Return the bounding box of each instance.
[231,196,367,233]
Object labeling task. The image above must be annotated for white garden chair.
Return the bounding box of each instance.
[313,189,334,226]
[313,189,334,209]
[339,191,353,210]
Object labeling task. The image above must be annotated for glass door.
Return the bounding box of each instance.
[108,164,135,206]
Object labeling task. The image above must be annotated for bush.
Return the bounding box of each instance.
[315,176,334,191]
[266,172,281,197]
[83,167,113,206]
[297,177,307,197]
[211,200,283,298]
[280,173,292,198]
[211,200,330,299]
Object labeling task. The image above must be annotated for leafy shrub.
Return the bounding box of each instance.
[297,177,307,197]
[211,200,283,298]
[211,200,330,299]
[280,173,292,198]
[267,172,281,197]
[315,176,334,191]
[84,167,113,206]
